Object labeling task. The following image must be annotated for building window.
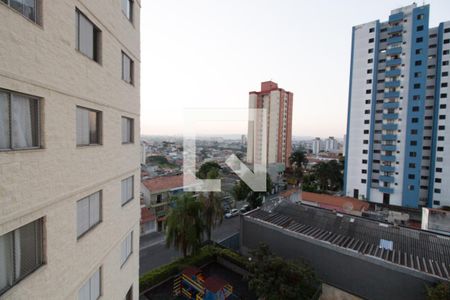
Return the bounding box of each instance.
[120,231,133,267]
[121,117,134,144]
[0,90,40,150]
[76,107,101,146]
[121,176,134,206]
[77,191,101,238]
[0,218,44,296]
[122,52,134,84]
[121,0,133,21]
[416,37,423,43]
[1,0,39,23]
[417,25,424,31]
[76,9,101,62]
[125,286,133,300]
[78,268,101,300]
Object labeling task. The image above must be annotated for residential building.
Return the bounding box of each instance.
[141,174,194,232]
[344,3,450,208]
[241,203,450,300]
[325,136,338,152]
[312,137,321,155]
[247,81,293,167]
[0,0,140,299]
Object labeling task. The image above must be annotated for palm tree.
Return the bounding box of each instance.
[197,162,223,241]
[165,193,205,257]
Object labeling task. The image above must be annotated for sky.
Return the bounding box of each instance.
[140,0,450,138]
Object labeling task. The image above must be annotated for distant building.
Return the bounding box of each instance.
[247,81,293,167]
[241,134,247,146]
[344,3,450,208]
[312,137,321,155]
[342,134,347,156]
[324,136,338,152]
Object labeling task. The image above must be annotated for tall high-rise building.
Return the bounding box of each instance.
[325,136,338,152]
[344,3,450,208]
[247,81,293,167]
[312,137,321,155]
[0,1,140,299]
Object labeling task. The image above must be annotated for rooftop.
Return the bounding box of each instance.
[246,203,450,280]
[300,192,370,212]
[142,174,195,193]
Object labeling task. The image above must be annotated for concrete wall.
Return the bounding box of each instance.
[0,0,140,299]
[241,217,441,300]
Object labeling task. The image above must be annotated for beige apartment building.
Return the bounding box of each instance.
[0,0,140,299]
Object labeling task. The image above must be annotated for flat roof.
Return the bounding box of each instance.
[246,203,450,280]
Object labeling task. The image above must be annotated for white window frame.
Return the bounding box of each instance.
[76,106,102,147]
[121,176,134,206]
[120,231,133,267]
[78,268,101,300]
[76,9,101,63]
[0,218,44,296]
[121,117,134,144]
[0,89,41,151]
[121,52,134,84]
[77,191,102,239]
[121,0,133,22]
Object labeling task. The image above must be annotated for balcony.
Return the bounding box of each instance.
[386,47,402,55]
[382,123,398,130]
[385,81,400,88]
[379,186,394,194]
[389,12,404,23]
[385,69,401,77]
[386,58,402,66]
[383,101,400,109]
[379,175,395,183]
[381,155,396,162]
[388,25,403,34]
[384,91,400,98]
[382,134,397,141]
[380,165,395,172]
[383,113,399,120]
[387,36,403,44]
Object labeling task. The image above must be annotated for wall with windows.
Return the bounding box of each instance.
[0,0,140,299]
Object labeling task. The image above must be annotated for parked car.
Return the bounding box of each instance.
[239,204,250,213]
[225,208,239,219]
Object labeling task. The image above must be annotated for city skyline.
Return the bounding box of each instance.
[140,0,450,137]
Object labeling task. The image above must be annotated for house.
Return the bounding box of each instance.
[141,174,195,232]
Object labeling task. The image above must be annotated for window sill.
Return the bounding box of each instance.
[0,146,45,153]
[120,253,132,269]
[76,144,103,148]
[75,49,102,66]
[77,221,102,241]
[122,142,135,145]
[121,198,134,207]
[0,263,47,297]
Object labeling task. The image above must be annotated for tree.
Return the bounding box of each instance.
[233,175,273,209]
[306,160,343,193]
[289,150,308,178]
[197,161,223,241]
[427,282,450,300]
[165,194,205,257]
[196,161,221,179]
[247,244,319,300]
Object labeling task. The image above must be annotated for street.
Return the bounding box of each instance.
[139,216,240,275]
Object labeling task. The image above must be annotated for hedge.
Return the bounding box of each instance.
[139,245,248,292]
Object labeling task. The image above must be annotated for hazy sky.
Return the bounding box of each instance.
[140,0,450,138]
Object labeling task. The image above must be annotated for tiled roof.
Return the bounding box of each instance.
[301,192,369,212]
[247,203,450,280]
[142,174,195,193]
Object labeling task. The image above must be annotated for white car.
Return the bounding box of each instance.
[225,208,239,219]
